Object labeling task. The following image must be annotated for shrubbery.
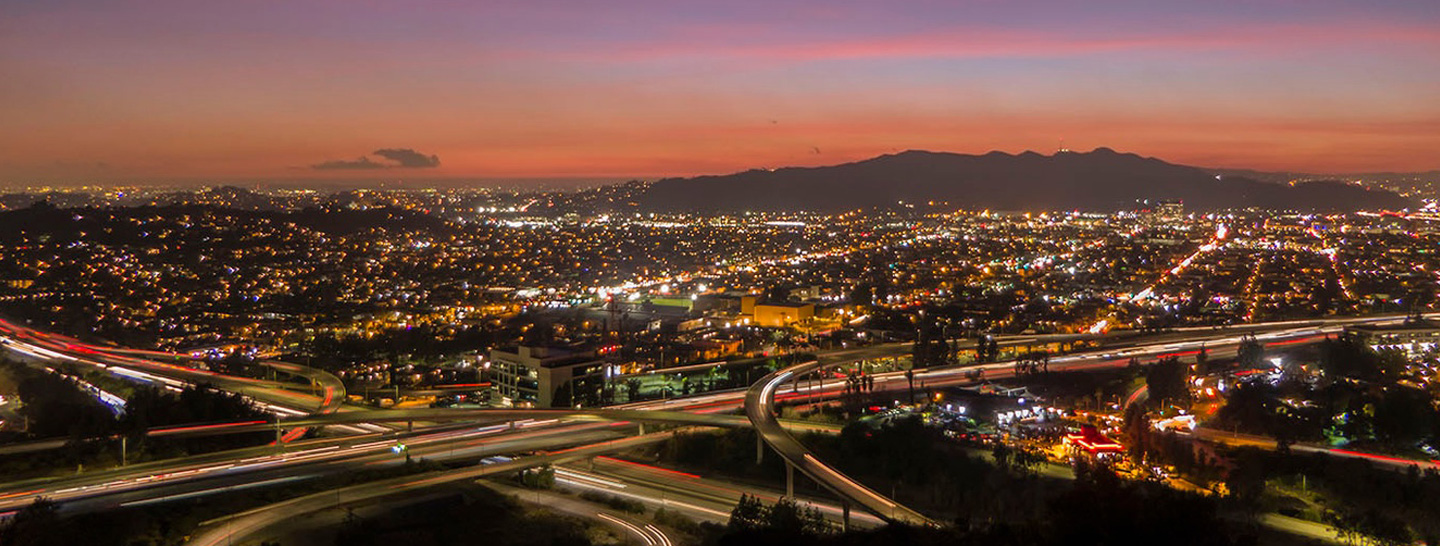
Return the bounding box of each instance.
[579,490,646,514]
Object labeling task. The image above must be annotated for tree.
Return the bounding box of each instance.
[0,498,61,546]
[520,464,555,489]
[1312,278,1341,314]
[1372,386,1434,448]
[764,284,793,302]
[552,381,573,407]
[1214,382,1287,438]
[1327,508,1413,546]
[1123,402,1150,462]
[521,321,556,346]
[1145,356,1191,408]
[1052,459,1239,546]
[1375,348,1408,382]
[727,494,766,532]
[991,442,1013,470]
[10,364,115,440]
[1224,449,1269,511]
[763,497,830,535]
[1237,335,1264,369]
[120,384,267,436]
[1013,447,1046,475]
[727,495,830,537]
[1319,333,1395,382]
[975,335,999,363]
[1406,287,1436,319]
[849,284,874,307]
[625,378,643,402]
[911,312,949,369]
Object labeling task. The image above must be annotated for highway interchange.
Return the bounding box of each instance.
[1,312,1435,544]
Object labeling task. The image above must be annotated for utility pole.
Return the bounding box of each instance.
[817,369,824,403]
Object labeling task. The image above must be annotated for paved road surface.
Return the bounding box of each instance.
[183,431,680,546]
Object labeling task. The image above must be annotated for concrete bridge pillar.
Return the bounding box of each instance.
[786,461,795,498]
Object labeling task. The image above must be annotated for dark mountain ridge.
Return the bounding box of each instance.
[636,148,1416,212]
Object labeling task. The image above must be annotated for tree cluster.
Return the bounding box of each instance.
[1215,335,1435,450]
[1224,446,1440,545]
[726,495,832,537]
[3,361,115,440]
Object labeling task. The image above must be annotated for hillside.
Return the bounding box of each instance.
[635,148,1416,212]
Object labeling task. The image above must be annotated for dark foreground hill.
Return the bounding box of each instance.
[635,148,1416,212]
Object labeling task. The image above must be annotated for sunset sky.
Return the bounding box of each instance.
[3,0,1438,184]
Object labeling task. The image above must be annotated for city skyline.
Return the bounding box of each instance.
[3,0,1440,184]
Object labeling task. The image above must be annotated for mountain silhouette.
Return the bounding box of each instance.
[635,149,1415,212]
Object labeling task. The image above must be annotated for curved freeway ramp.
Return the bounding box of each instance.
[745,360,935,526]
[0,316,348,421]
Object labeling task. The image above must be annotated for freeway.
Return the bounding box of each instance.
[161,313,1371,528]
[509,486,677,546]
[0,312,1325,521]
[182,431,682,546]
[129,407,843,438]
[553,455,886,529]
[183,435,886,546]
[0,311,1431,535]
[0,318,1367,509]
[3,309,1419,443]
[1189,427,1440,472]
[0,405,843,458]
[0,362,824,517]
[0,317,349,423]
[0,417,640,516]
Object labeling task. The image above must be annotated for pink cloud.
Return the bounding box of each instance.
[523,22,1440,64]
